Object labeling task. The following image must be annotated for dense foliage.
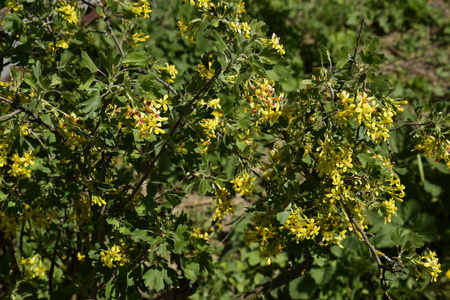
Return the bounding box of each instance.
[0,0,449,299]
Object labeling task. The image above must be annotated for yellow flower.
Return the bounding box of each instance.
[231,173,256,196]
[414,250,442,282]
[131,32,150,47]
[7,152,35,178]
[155,94,172,112]
[131,0,152,18]
[100,245,128,268]
[91,195,106,207]
[159,62,178,83]
[261,33,285,55]
[56,5,78,24]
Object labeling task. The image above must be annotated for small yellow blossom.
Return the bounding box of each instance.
[159,63,178,83]
[130,32,150,47]
[91,195,106,207]
[231,172,256,196]
[261,33,285,55]
[56,5,78,24]
[414,250,441,282]
[131,0,152,18]
[100,245,128,268]
[7,152,35,178]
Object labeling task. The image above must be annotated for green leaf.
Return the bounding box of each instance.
[123,51,149,66]
[212,30,227,52]
[198,178,212,195]
[173,225,189,254]
[266,65,291,81]
[181,258,200,281]
[130,229,152,242]
[77,95,101,114]
[236,141,246,152]
[335,47,350,69]
[143,268,172,291]
[357,153,374,167]
[79,75,95,91]
[81,51,99,73]
[391,227,404,247]
[277,203,292,224]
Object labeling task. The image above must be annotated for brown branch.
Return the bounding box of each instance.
[233,252,313,300]
[49,217,65,297]
[128,69,179,96]
[340,197,394,300]
[109,77,215,215]
[389,121,433,132]
[0,109,20,120]
[0,96,65,143]
[155,77,179,96]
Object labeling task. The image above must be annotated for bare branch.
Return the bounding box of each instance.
[389,121,433,132]
[0,96,65,143]
[233,252,313,300]
[340,196,394,300]
[0,109,21,120]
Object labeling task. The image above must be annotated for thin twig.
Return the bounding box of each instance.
[389,121,433,132]
[336,18,366,98]
[49,217,65,297]
[155,77,179,95]
[106,18,125,58]
[109,77,215,215]
[128,69,179,96]
[154,174,194,202]
[340,197,394,300]
[0,109,21,120]
[0,96,65,143]
[233,252,313,300]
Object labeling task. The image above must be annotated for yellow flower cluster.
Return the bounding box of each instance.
[184,0,214,9]
[6,0,22,11]
[49,39,70,50]
[213,185,235,224]
[315,136,353,185]
[414,135,450,168]
[230,172,256,196]
[229,21,251,39]
[56,5,78,24]
[100,245,128,268]
[243,211,285,264]
[130,32,149,48]
[131,0,152,18]
[0,142,8,167]
[196,56,215,79]
[21,204,56,230]
[244,79,284,125]
[57,113,87,150]
[280,209,320,243]
[413,250,442,282]
[7,152,35,178]
[336,91,406,143]
[159,63,178,83]
[260,33,285,55]
[20,255,47,280]
[381,199,397,223]
[68,194,92,225]
[177,17,198,44]
[91,195,106,207]
[197,98,222,153]
[125,96,170,138]
[190,227,209,241]
[0,211,17,237]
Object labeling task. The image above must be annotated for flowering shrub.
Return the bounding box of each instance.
[0,0,448,299]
